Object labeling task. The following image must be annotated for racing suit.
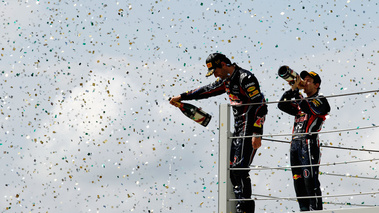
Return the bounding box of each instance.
[180,64,268,213]
[278,88,330,211]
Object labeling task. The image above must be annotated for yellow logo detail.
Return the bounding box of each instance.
[172,101,182,108]
[247,86,256,92]
[312,99,321,106]
[249,90,259,97]
[206,62,212,68]
[309,71,317,77]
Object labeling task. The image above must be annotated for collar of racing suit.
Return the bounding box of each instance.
[228,63,239,80]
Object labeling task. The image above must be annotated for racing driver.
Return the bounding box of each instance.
[170,53,268,213]
[278,70,330,211]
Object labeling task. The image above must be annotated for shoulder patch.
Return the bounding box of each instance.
[311,99,322,106]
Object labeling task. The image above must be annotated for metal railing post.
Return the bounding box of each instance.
[218,104,235,213]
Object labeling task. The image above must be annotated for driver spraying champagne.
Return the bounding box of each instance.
[170,53,267,213]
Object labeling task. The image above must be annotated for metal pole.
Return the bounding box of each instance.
[218,104,235,213]
[296,207,379,213]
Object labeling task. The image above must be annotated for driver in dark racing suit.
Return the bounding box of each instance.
[170,53,267,213]
[278,70,330,211]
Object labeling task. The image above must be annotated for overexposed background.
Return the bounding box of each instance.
[1,0,378,212]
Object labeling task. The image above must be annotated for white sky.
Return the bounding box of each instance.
[1,0,378,212]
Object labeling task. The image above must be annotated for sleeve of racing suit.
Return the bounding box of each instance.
[278,89,301,116]
[240,72,268,135]
[298,95,331,115]
[180,78,226,101]
[278,89,331,116]
[240,73,263,102]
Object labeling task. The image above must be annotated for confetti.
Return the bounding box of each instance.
[0,1,377,212]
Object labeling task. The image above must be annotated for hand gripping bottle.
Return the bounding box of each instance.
[170,99,212,127]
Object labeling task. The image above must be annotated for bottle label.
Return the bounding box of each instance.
[193,109,211,126]
[193,111,206,123]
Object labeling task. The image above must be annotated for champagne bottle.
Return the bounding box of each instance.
[170,99,212,127]
[278,65,298,85]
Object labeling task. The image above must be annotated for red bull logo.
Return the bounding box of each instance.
[293,174,302,180]
[228,93,242,105]
[295,114,307,122]
[254,116,265,128]
[229,93,239,101]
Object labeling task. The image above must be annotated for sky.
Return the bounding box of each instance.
[1,0,378,212]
